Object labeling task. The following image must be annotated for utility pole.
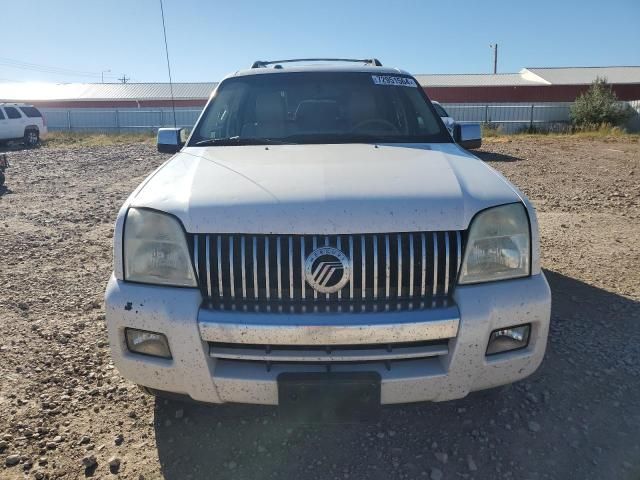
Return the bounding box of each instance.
[101,69,111,83]
[490,43,498,74]
[118,75,130,84]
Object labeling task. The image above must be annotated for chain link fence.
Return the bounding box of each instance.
[40,108,202,133]
[40,100,640,134]
[443,100,639,133]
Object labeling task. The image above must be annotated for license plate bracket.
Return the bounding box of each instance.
[278,371,381,423]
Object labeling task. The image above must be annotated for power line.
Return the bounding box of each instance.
[0,56,120,80]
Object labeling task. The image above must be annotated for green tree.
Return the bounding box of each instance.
[570,77,633,127]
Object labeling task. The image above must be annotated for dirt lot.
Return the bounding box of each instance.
[0,135,639,480]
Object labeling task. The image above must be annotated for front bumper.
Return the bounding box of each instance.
[105,273,551,405]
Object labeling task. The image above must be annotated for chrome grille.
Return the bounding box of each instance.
[209,340,449,368]
[191,232,464,308]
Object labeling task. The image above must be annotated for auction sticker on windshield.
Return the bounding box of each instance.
[371,75,417,87]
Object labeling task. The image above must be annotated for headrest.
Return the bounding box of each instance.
[348,91,377,123]
[255,92,285,123]
[295,100,340,131]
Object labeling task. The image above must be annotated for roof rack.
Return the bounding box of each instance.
[251,58,383,69]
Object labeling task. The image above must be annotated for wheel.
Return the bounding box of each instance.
[24,129,39,148]
[0,170,5,187]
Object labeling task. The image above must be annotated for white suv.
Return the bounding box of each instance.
[105,59,550,419]
[0,103,47,147]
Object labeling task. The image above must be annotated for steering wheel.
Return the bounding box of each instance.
[351,119,399,134]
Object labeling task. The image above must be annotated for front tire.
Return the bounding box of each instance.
[24,129,39,148]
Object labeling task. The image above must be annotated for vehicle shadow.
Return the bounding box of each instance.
[0,142,33,153]
[474,149,524,162]
[153,270,639,480]
[0,186,12,197]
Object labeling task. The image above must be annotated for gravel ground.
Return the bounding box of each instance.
[0,136,639,480]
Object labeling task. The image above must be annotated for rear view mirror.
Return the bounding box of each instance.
[157,128,188,153]
[453,123,482,150]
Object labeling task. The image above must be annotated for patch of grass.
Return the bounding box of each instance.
[484,123,640,143]
[481,123,502,137]
[43,131,155,148]
[565,124,637,139]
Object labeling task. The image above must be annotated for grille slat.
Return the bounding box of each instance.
[229,235,235,299]
[385,234,391,299]
[444,232,450,295]
[216,235,223,298]
[409,234,414,297]
[348,235,354,300]
[252,236,258,299]
[195,231,463,309]
[300,237,306,300]
[397,234,402,297]
[194,234,200,283]
[373,235,378,299]
[240,236,247,298]
[276,236,282,300]
[205,235,212,297]
[456,231,462,274]
[288,236,294,300]
[432,232,438,297]
[420,233,426,296]
[361,235,366,299]
[210,340,449,363]
[312,236,318,300]
[324,236,330,300]
[337,236,343,300]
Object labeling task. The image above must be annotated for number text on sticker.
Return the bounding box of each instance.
[371,75,418,87]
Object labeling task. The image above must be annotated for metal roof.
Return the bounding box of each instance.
[525,66,640,85]
[416,66,640,88]
[1,66,638,102]
[414,73,543,87]
[0,82,217,101]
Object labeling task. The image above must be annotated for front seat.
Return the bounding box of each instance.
[295,100,341,133]
[242,92,287,138]
[348,91,378,129]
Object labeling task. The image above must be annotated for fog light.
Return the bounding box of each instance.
[486,324,531,356]
[125,328,172,359]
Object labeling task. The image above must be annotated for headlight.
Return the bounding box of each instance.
[124,208,197,287]
[459,203,530,284]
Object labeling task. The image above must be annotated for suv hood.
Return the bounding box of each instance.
[131,143,521,234]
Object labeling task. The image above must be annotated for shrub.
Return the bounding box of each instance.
[570,77,634,127]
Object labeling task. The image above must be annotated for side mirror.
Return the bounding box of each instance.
[453,123,482,150]
[157,128,188,153]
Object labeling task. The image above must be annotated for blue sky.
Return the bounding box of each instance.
[1,0,639,83]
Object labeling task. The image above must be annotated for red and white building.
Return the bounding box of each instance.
[1,66,638,132]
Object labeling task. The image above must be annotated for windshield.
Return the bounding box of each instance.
[189,72,449,146]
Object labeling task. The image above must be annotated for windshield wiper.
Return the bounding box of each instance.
[278,133,397,144]
[193,136,292,146]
